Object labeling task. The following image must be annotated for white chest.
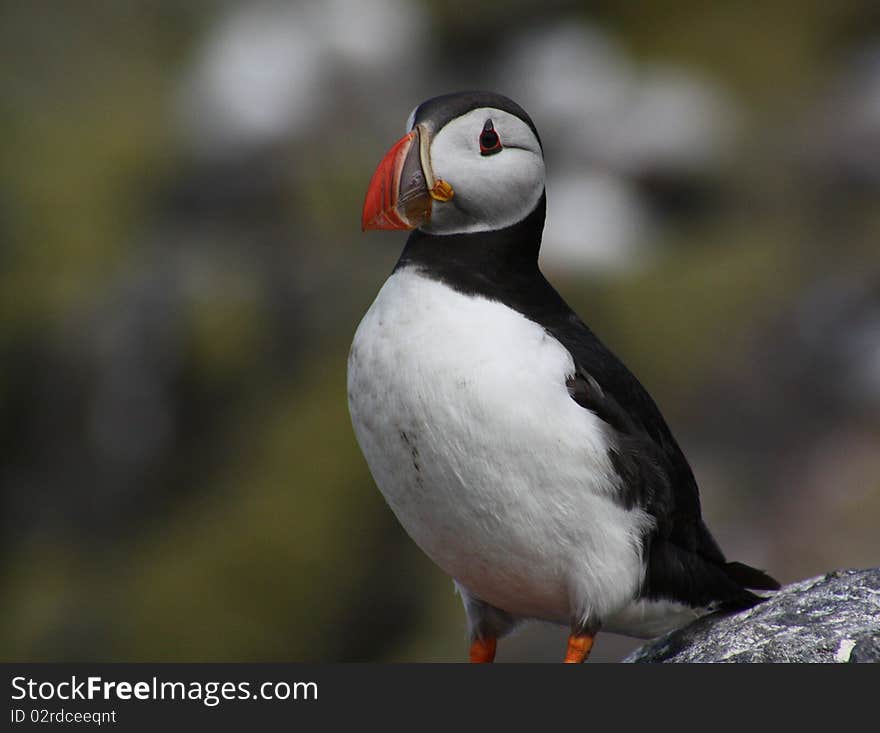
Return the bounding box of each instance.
[347,268,651,623]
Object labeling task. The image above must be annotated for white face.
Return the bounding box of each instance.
[415,107,545,235]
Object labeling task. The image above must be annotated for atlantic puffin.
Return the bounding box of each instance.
[348,91,779,663]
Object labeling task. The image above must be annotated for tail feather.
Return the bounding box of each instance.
[724,561,781,591]
[643,541,780,611]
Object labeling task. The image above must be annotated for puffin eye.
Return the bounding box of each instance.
[479,119,502,156]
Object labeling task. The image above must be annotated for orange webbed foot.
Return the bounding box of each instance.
[563,632,595,663]
[469,637,497,663]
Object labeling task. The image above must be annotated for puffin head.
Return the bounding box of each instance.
[362,92,545,236]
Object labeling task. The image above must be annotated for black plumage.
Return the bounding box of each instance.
[410,91,542,145]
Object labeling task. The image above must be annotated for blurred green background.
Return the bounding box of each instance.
[2,0,879,662]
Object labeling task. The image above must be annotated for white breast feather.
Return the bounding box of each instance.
[348,268,656,627]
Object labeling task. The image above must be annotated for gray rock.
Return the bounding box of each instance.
[624,568,880,663]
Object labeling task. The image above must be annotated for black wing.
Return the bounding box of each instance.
[559,316,779,609]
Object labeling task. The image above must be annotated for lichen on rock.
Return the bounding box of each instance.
[624,568,880,663]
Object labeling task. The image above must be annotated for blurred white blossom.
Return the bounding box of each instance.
[497,20,739,273]
[176,0,426,154]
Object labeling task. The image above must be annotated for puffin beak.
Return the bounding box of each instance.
[362,124,454,231]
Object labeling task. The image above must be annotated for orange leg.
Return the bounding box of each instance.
[563,632,595,663]
[469,637,497,663]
